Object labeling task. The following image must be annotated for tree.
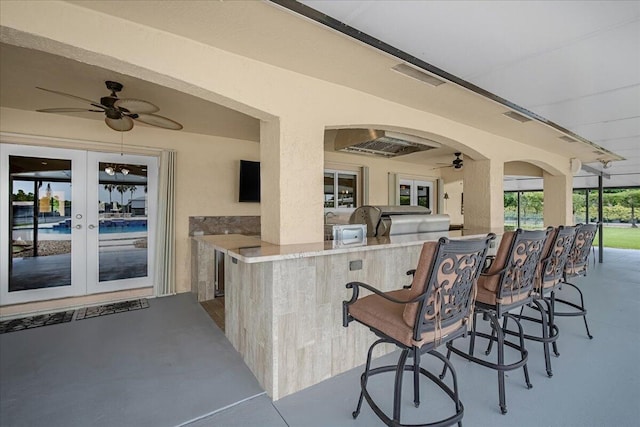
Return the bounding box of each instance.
[128,185,137,201]
[103,184,115,204]
[116,184,128,206]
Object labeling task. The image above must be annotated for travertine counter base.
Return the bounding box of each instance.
[193,230,497,400]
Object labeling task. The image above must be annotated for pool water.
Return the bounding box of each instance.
[39,224,147,234]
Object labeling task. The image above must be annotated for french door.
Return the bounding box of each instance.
[0,144,157,305]
[399,179,434,210]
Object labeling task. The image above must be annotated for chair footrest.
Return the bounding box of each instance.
[359,352,464,427]
[504,315,560,344]
[552,298,587,317]
[446,334,528,372]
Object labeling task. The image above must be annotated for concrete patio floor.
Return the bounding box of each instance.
[1,247,638,427]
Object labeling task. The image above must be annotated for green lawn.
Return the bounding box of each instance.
[597,226,640,250]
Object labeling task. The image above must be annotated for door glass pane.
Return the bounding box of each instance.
[417,185,429,208]
[324,173,335,208]
[9,156,72,291]
[399,183,411,205]
[98,162,148,282]
[337,173,356,208]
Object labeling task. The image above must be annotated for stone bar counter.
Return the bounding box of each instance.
[192,229,498,400]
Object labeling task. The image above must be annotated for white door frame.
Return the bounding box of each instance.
[86,151,157,294]
[0,144,87,305]
[1,144,158,306]
[399,178,435,210]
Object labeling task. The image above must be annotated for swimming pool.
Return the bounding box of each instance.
[39,220,147,234]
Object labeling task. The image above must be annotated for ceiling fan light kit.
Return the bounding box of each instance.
[36,80,183,132]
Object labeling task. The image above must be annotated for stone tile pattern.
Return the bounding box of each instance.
[192,238,218,301]
[190,216,260,301]
[189,216,261,237]
[226,244,422,400]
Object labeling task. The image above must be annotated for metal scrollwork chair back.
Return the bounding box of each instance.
[443,228,550,415]
[343,234,494,427]
[554,223,599,340]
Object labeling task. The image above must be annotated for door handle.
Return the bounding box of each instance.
[88,224,96,229]
[75,224,82,229]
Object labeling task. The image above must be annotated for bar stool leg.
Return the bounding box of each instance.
[468,310,479,357]
[353,338,384,419]
[550,292,560,356]
[393,349,410,422]
[506,313,532,389]
[489,312,508,414]
[413,347,421,407]
[532,298,553,377]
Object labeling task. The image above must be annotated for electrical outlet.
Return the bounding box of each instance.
[349,260,363,271]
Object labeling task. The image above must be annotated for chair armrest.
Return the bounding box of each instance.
[343,281,426,327]
[483,255,496,271]
[480,266,508,277]
[403,269,416,289]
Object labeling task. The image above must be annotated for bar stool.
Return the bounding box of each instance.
[442,228,550,414]
[512,225,577,377]
[554,223,598,339]
[343,235,494,427]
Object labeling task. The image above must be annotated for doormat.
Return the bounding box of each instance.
[0,310,75,334]
[75,298,149,320]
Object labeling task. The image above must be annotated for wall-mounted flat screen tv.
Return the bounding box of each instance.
[239,160,260,202]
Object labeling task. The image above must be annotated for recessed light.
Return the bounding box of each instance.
[391,63,446,87]
[503,111,532,123]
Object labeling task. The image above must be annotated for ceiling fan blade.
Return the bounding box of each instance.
[133,113,183,130]
[37,108,104,113]
[105,116,134,132]
[36,87,104,109]
[114,98,159,114]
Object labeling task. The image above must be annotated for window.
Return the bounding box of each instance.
[399,179,433,209]
[324,170,358,209]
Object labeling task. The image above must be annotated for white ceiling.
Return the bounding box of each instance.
[301,0,640,187]
[1,1,637,187]
[0,43,260,142]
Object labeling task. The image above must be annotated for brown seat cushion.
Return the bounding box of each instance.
[402,241,438,326]
[476,284,530,305]
[349,289,464,348]
[477,231,515,294]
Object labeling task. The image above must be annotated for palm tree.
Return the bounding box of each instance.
[116,184,128,207]
[128,185,137,201]
[103,184,115,204]
[128,185,137,214]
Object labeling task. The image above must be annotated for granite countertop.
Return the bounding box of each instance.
[193,228,499,264]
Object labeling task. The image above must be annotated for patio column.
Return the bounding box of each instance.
[543,172,573,227]
[463,158,504,231]
[260,116,325,245]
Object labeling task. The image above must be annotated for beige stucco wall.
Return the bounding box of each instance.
[1,0,573,243]
[1,107,261,296]
[0,107,461,299]
[0,2,578,314]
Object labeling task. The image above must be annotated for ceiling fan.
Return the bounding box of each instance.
[36,81,183,132]
[435,152,463,169]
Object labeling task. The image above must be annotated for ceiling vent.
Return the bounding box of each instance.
[335,129,441,158]
[391,63,446,87]
[503,111,532,123]
[559,136,577,143]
